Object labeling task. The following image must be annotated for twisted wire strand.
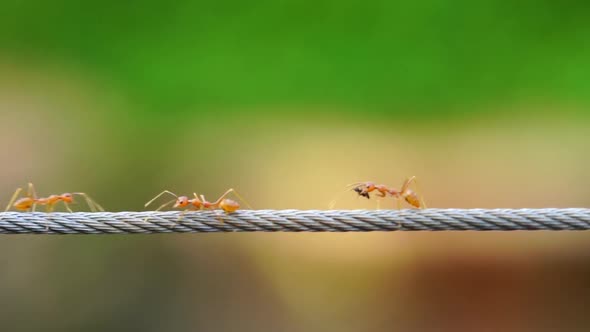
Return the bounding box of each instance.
[0,209,588,234]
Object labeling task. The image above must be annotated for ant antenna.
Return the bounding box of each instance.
[143,198,177,223]
[73,193,105,212]
[344,181,370,188]
[145,190,178,208]
[155,199,177,212]
[329,188,349,209]
[329,183,367,209]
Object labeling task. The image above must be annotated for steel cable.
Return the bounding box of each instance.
[0,208,588,234]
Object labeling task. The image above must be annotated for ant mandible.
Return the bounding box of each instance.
[4,182,104,213]
[144,188,250,222]
[330,176,426,209]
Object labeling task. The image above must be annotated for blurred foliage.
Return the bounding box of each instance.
[1,0,590,117]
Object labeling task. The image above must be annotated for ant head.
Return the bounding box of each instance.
[174,196,190,208]
[219,199,239,213]
[60,193,74,203]
[353,186,370,199]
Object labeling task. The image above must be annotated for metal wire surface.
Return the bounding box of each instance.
[0,208,588,234]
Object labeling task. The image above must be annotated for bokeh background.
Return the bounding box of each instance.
[1,1,590,331]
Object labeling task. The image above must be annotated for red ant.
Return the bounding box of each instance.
[330,176,426,209]
[4,183,104,213]
[144,188,250,222]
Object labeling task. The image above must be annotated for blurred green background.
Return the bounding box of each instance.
[1,0,590,331]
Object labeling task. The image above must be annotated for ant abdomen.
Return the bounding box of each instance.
[404,190,421,208]
[14,197,35,211]
[219,199,239,213]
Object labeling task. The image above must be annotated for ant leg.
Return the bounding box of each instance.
[223,188,252,209]
[145,190,178,208]
[179,209,189,219]
[208,205,226,224]
[27,184,41,226]
[396,198,402,210]
[28,183,39,213]
[168,207,197,227]
[43,203,53,231]
[178,206,198,222]
[211,190,232,206]
[400,176,416,195]
[402,176,426,209]
[376,199,381,210]
[41,202,60,231]
[192,193,204,209]
[375,186,388,198]
[413,178,427,209]
[196,194,224,223]
[215,210,225,224]
[27,182,38,199]
[144,199,176,222]
[5,187,22,212]
[179,198,202,221]
[63,202,74,213]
